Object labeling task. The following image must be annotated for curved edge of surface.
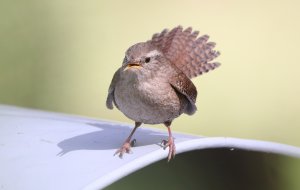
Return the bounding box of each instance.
[83,137,300,190]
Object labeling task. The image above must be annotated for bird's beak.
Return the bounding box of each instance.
[124,62,141,71]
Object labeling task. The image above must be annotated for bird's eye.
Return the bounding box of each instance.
[145,57,151,63]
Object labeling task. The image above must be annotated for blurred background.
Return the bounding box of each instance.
[0,0,299,189]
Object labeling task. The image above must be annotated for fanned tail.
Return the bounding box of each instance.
[150,26,220,78]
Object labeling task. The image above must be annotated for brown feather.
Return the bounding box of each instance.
[169,72,197,115]
[106,68,121,109]
[149,26,220,78]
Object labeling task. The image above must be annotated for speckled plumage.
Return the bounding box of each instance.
[106,26,220,161]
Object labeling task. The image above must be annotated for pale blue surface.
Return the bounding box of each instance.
[0,105,300,190]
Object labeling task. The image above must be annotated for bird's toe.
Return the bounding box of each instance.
[114,142,132,158]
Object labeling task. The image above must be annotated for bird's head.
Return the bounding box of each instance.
[122,42,163,73]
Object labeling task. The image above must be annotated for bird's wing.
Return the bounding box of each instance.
[149,26,220,79]
[106,68,121,110]
[169,72,197,115]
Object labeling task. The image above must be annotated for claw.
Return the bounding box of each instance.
[114,141,132,158]
[162,122,176,162]
[114,122,141,159]
[130,139,137,147]
[161,137,176,162]
[160,139,168,149]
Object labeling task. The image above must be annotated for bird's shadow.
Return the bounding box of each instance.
[57,122,168,156]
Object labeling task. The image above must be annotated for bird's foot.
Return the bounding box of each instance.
[161,137,176,162]
[114,139,136,158]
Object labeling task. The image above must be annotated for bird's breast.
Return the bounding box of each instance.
[114,73,184,124]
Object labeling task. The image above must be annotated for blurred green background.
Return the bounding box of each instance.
[1,0,299,145]
[1,0,300,189]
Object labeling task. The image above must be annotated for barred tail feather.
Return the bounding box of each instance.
[150,26,221,79]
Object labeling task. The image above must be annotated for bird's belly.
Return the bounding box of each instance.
[114,80,182,124]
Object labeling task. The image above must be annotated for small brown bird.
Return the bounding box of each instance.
[106,26,220,161]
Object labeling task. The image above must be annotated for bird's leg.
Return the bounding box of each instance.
[162,121,176,162]
[114,122,141,158]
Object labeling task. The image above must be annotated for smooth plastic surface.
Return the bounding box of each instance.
[0,105,300,190]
